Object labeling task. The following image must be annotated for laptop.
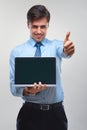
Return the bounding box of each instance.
[14,57,56,87]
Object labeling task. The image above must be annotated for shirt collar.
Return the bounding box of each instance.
[28,37,47,47]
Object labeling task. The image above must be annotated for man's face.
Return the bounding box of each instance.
[27,18,49,42]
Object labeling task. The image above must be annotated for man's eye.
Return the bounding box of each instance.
[32,25,47,29]
[40,26,46,29]
[32,26,38,29]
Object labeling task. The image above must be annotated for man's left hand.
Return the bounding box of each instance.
[63,32,75,55]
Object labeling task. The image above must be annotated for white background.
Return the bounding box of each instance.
[0,0,87,130]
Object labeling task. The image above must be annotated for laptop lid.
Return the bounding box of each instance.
[14,57,56,87]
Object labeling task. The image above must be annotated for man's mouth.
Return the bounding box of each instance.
[36,35,42,39]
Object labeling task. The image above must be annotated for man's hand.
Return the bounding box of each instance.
[63,32,75,55]
[23,82,47,96]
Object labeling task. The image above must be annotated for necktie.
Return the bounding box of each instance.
[34,42,42,57]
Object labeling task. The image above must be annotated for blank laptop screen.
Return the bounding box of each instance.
[15,57,56,85]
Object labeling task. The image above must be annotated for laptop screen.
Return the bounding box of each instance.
[15,57,56,85]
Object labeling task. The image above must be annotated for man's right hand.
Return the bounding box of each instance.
[23,82,47,96]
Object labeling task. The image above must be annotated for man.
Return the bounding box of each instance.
[10,4,75,130]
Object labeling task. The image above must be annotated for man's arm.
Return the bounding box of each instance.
[10,50,24,97]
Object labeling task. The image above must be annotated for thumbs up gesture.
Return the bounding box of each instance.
[63,32,75,55]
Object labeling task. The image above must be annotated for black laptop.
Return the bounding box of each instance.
[14,57,56,87]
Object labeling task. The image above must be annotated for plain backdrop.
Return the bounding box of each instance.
[0,0,87,130]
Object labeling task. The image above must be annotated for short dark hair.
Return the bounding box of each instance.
[27,5,50,23]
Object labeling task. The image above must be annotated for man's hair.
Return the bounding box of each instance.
[27,5,50,23]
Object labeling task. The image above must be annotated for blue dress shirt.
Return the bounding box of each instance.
[10,38,69,104]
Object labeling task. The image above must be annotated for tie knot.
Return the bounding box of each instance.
[35,42,42,48]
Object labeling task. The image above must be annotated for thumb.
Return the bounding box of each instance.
[64,32,70,43]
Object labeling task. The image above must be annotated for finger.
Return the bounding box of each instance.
[33,82,37,89]
[65,43,75,52]
[64,41,73,49]
[38,82,42,89]
[66,48,75,55]
[23,87,30,95]
[44,84,47,88]
[64,32,70,43]
[38,81,42,85]
[42,84,47,90]
[25,86,29,91]
[64,44,75,54]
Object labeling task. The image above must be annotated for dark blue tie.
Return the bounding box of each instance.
[34,42,42,57]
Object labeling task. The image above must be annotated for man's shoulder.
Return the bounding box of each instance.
[14,40,28,49]
[10,40,29,56]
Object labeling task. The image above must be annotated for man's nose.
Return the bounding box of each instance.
[37,27,41,33]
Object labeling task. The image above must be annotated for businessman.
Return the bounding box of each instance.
[10,4,75,130]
